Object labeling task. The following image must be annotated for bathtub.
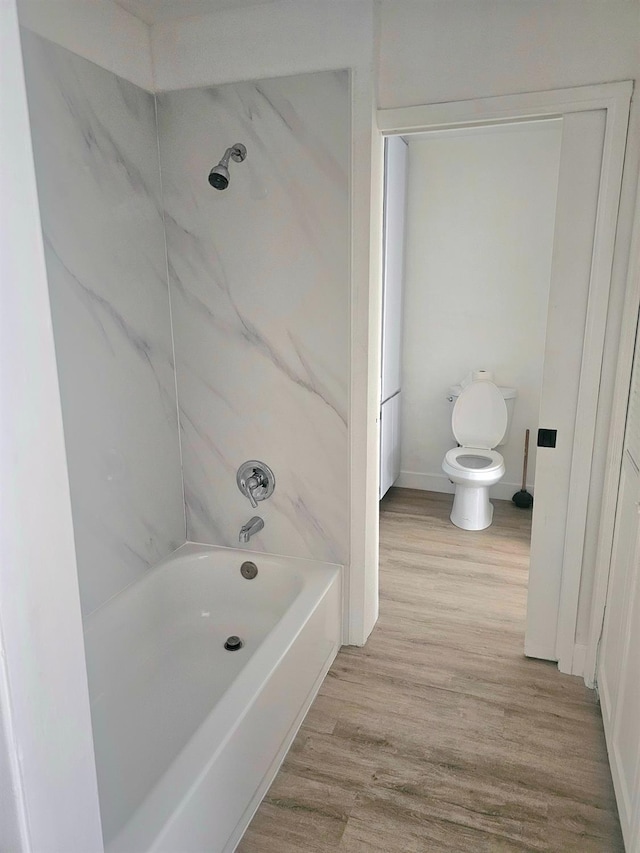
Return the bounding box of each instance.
[82,544,342,852]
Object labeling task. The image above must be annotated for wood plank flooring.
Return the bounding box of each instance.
[237,488,624,852]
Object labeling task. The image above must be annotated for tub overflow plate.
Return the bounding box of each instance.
[241,560,258,579]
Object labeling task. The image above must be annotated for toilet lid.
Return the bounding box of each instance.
[452,380,508,449]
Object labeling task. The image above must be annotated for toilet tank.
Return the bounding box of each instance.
[447,384,517,447]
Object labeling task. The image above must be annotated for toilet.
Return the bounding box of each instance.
[442,376,514,531]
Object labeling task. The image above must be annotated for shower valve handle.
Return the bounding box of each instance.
[242,474,260,508]
[237,461,275,508]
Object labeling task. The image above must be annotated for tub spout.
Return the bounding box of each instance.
[239,516,264,544]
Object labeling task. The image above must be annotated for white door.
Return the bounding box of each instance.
[598,313,640,850]
[525,107,626,663]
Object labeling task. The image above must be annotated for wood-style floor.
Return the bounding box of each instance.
[237,488,624,852]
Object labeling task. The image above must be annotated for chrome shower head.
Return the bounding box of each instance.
[208,143,247,190]
[208,164,230,190]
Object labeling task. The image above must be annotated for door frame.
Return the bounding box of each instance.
[355,82,631,678]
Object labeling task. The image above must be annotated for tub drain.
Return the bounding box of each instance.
[224,635,243,651]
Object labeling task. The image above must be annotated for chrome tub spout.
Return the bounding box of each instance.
[239,516,264,544]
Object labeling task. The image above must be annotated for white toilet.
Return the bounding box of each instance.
[442,376,515,531]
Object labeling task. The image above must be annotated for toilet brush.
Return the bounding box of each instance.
[512,429,534,509]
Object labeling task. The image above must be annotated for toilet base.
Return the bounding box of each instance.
[450,485,494,531]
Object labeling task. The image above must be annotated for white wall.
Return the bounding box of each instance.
[18,0,153,90]
[151,0,373,90]
[0,1,103,848]
[398,121,562,500]
[377,0,640,109]
[157,71,350,564]
[0,696,24,851]
[21,31,185,618]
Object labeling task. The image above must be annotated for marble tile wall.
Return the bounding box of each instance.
[20,30,185,616]
[157,72,349,564]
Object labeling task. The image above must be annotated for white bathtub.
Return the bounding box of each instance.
[83,544,342,852]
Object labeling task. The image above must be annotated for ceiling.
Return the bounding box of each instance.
[114,0,279,25]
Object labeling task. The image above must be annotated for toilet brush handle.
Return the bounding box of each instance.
[522,429,530,491]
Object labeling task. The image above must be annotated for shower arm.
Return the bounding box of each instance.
[221,144,247,166]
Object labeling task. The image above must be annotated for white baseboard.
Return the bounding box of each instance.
[396,471,454,494]
[524,642,589,682]
[396,470,529,503]
[571,643,587,679]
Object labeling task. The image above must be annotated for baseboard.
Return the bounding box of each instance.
[396,471,455,494]
[571,643,587,679]
[524,640,557,662]
[396,470,529,503]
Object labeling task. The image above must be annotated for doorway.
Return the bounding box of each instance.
[379,118,561,664]
[350,83,632,683]
[381,120,561,496]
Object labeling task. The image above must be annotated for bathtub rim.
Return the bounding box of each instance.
[82,539,343,624]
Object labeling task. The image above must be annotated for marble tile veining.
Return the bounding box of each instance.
[20,30,185,616]
[157,72,349,564]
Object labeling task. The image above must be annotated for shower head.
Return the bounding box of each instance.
[208,166,229,190]
[208,143,247,190]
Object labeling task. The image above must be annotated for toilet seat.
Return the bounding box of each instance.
[442,445,506,530]
[444,446,504,474]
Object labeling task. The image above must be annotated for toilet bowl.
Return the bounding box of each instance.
[442,378,508,531]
